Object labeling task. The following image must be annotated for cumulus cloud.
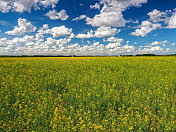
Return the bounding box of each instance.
[171,43,175,46]
[0,38,8,47]
[79,42,135,56]
[75,26,120,39]
[0,35,37,54]
[5,18,36,35]
[144,8,176,30]
[151,40,168,46]
[141,46,163,53]
[126,41,130,44]
[87,41,90,44]
[42,24,49,29]
[147,9,176,29]
[72,15,87,21]
[0,34,173,56]
[45,10,69,20]
[94,26,119,38]
[0,26,135,56]
[0,1,11,13]
[69,33,76,39]
[76,30,94,39]
[86,0,148,27]
[106,43,121,49]
[126,19,139,24]
[0,36,72,55]
[90,3,100,9]
[167,13,176,29]
[0,0,59,13]
[12,35,34,47]
[49,26,72,37]
[39,0,59,8]
[0,34,134,56]
[104,37,123,43]
[86,11,126,27]
[130,20,161,37]
[105,44,135,55]
[38,25,72,38]
[148,9,166,22]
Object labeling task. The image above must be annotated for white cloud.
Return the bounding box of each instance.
[105,37,124,43]
[94,26,119,38]
[167,13,176,29]
[5,18,36,35]
[141,46,163,53]
[87,41,90,44]
[39,0,59,8]
[0,0,59,13]
[45,10,69,20]
[86,0,148,27]
[72,15,87,21]
[148,9,166,22]
[75,27,120,39]
[90,3,100,9]
[37,25,72,38]
[44,37,71,48]
[0,35,36,54]
[35,33,44,41]
[49,26,72,38]
[86,12,126,27]
[0,0,11,13]
[151,40,168,46]
[171,43,175,46]
[76,30,94,39]
[69,33,75,39]
[43,24,49,29]
[126,19,139,24]
[0,38,8,47]
[130,20,161,37]
[38,24,50,34]
[12,35,34,44]
[146,9,176,29]
[0,31,132,55]
[106,43,121,49]
[106,44,135,55]
[0,34,173,56]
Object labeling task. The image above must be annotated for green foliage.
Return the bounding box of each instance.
[0,57,176,131]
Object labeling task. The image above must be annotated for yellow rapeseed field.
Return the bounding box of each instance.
[0,57,176,131]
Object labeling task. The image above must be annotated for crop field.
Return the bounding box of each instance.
[0,57,176,131]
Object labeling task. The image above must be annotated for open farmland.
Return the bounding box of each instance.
[0,57,176,131]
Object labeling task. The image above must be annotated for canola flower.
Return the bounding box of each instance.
[0,57,176,131]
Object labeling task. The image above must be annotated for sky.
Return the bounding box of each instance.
[0,0,176,56]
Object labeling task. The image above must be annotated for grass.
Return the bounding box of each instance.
[0,57,176,131]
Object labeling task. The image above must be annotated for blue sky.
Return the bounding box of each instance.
[0,0,176,55]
